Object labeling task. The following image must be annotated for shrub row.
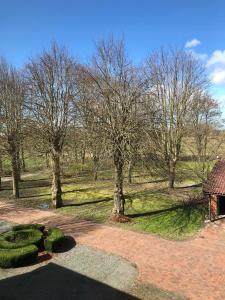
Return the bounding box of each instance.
[0,224,65,268]
[0,245,38,268]
[0,229,43,249]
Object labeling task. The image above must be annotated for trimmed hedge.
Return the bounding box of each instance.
[44,228,64,252]
[0,224,66,268]
[0,245,38,268]
[12,224,45,232]
[0,229,43,250]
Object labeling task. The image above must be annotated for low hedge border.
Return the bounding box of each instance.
[44,227,64,252]
[0,245,38,268]
[0,224,66,268]
[0,229,43,250]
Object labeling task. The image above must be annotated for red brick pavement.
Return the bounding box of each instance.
[1,201,225,300]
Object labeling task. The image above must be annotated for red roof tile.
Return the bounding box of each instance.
[203,160,225,195]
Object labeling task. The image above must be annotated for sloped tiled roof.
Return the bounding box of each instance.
[203,160,225,195]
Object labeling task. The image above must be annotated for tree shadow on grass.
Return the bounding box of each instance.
[21,183,52,189]
[62,187,98,194]
[20,193,51,199]
[127,201,205,218]
[21,178,49,182]
[136,178,168,185]
[127,205,183,218]
[165,203,207,236]
[0,263,139,300]
[174,183,202,189]
[127,197,207,237]
[63,197,112,207]
[1,181,51,191]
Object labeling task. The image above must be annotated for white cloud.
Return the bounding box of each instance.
[206,50,225,87]
[207,50,225,66]
[185,39,201,49]
[210,68,225,85]
[187,49,208,61]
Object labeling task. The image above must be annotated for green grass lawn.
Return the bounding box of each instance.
[0,166,207,240]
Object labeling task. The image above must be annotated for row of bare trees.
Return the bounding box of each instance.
[0,38,221,217]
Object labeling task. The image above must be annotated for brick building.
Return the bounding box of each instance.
[203,160,225,221]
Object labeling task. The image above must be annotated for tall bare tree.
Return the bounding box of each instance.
[0,59,24,197]
[144,49,208,188]
[79,37,146,216]
[186,93,222,180]
[77,74,106,181]
[25,43,77,208]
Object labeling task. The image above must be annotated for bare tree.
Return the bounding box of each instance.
[144,49,208,188]
[0,59,24,197]
[77,75,106,181]
[186,93,223,180]
[25,43,77,208]
[79,37,146,216]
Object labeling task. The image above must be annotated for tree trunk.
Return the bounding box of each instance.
[11,150,19,198]
[81,149,86,165]
[45,152,49,168]
[128,159,133,184]
[21,145,26,172]
[93,155,99,181]
[113,149,125,215]
[168,161,176,188]
[0,154,2,191]
[16,147,21,181]
[8,137,20,197]
[51,149,62,208]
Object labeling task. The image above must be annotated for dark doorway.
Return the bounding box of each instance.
[218,196,225,215]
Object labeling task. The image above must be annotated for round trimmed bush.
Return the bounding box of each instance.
[0,245,38,268]
[0,223,66,268]
[44,227,64,252]
[0,229,43,250]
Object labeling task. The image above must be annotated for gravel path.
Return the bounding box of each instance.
[0,221,15,233]
[0,220,137,291]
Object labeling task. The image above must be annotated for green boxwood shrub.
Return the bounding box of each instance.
[0,229,43,250]
[0,245,38,268]
[44,227,64,252]
[0,223,66,268]
[12,224,45,232]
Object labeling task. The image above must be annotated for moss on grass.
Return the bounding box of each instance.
[0,166,206,240]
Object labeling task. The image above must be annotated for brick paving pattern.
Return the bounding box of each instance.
[1,201,225,300]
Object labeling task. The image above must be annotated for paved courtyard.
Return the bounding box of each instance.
[1,201,225,300]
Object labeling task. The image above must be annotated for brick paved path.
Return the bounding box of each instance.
[1,201,225,300]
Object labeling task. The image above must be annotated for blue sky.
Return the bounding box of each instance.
[0,0,225,102]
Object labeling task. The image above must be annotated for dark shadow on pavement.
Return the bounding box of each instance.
[0,263,139,300]
[54,236,76,253]
[37,215,100,238]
